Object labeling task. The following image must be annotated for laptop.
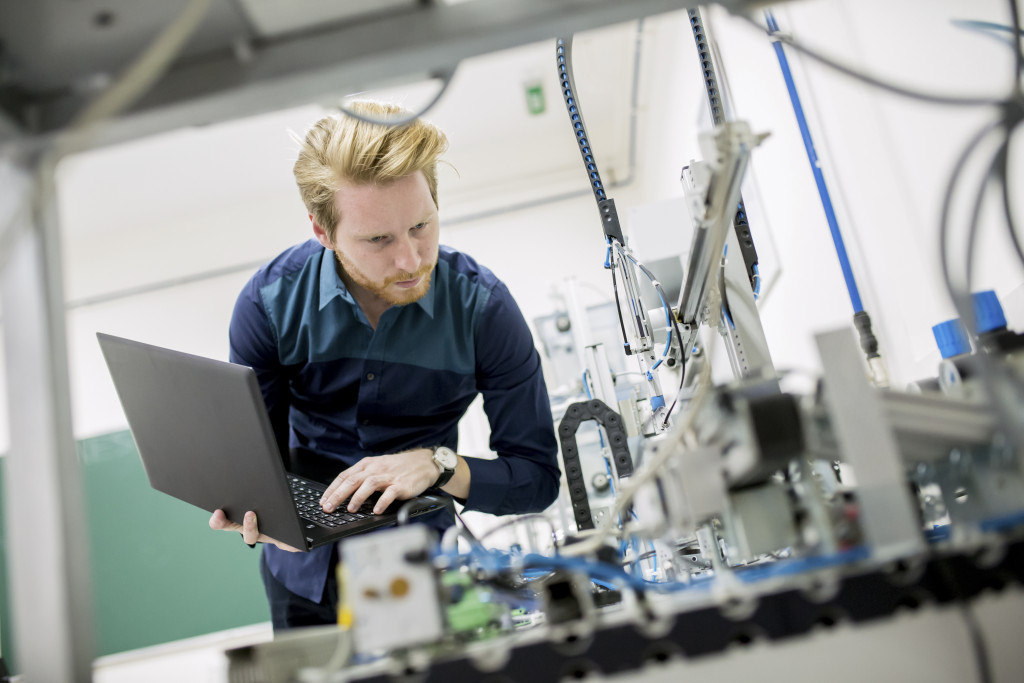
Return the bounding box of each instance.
[97,332,444,551]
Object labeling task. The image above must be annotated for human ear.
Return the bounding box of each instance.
[310,214,334,250]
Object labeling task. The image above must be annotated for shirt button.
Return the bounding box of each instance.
[366,372,375,381]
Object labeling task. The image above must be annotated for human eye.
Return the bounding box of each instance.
[367,234,390,244]
[411,222,427,231]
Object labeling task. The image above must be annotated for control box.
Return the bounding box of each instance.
[341,525,444,653]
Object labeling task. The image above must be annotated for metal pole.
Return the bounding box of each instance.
[0,153,94,681]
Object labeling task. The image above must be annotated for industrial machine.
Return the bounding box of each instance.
[224,6,1024,683]
[2,1,1023,681]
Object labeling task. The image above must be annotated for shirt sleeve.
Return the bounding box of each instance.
[228,277,292,461]
[462,281,561,515]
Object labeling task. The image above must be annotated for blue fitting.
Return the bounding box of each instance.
[932,319,971,359]
[972,290,1007,334]
[650,395,666,411]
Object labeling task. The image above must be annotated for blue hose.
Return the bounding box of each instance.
[765,11,864,315]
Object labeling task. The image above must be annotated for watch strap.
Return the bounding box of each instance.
[431,446,456,488]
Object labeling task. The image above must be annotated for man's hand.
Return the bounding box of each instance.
[320,448,439,515]
[209,509,302,552]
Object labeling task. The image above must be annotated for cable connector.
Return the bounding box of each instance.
[853,311,879,359]
[854,311,890,387]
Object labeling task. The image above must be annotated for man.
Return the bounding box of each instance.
[209,100,561,630]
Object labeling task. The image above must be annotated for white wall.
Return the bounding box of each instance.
[2,0,1021,452]
[707,0,1024,384]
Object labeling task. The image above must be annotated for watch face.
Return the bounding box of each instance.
[435,446,457,469]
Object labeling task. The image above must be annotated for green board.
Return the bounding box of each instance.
[0,429,271,672]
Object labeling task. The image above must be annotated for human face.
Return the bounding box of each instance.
[313,172,439,310]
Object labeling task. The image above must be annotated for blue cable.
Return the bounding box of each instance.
[720,244,737,328]
[733,546,870,583]
[765,11,864,315]
[440,546,870,595]
[722,305,735,330]
[952,18,1024,46]
[978,508,1024,533]
[618,540,630,573]
[521,553,704,593]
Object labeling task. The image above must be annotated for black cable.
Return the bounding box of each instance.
[609,216,689,428]
[613,241,686,373]
[749,7,1021,428]
[742,14,1002,107]
[998,129,1024,271]
[478,514,560,552]
[961,602,994,683]
[608,244,633,356]
[452,507,484,546]
[934,28,1022,658]
[938,120,1002,315]
[608,246,687,426]
[661,345,690,428]
[933,559,993,683]
[397,494,451,526]
[964,142,1007,302]
[1010,0,1024,92]
[660,310,687,426]
[622,549,658,567]
[335,70,457,128]
[938,114,1024,454]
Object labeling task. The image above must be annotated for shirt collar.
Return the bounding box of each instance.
[318,247,437,318]
[416,268,436,318]
[319,249,355,311]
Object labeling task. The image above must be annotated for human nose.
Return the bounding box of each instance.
[393,234,421,274]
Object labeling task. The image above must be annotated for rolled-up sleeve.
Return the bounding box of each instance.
[462,282,561,514]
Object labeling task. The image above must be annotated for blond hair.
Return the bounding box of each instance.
[292,101,449,242]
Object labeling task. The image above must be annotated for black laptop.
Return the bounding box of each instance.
[97,333,443,551]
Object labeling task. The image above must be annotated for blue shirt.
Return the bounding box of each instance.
[229,239,560,601]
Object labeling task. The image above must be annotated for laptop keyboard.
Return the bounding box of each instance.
[288,475,378,529]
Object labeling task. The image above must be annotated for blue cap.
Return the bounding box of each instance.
[932,319,971,359]
[972,290,1007,334]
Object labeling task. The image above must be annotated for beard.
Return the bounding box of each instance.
[334,250,436,306]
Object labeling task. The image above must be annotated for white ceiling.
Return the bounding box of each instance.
[55,20,641,301]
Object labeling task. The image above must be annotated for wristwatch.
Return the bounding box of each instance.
[431,446,458,488]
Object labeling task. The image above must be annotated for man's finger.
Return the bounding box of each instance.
[347,478,384,513]
[321,466,362,510]
[210,509,240,532]
[373,485,400,515]
[323,477,361,513]
[242,511,260,545]
[319,473,347,507]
